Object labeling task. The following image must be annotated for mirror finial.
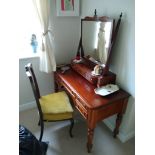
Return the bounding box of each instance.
[120,12,123,18]
[94,9,97,17]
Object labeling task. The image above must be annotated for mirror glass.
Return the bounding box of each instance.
[82,20,113,64]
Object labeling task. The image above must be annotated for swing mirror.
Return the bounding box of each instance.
[81,16,114,65]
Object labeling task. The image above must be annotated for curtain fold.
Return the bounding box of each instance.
[32,0,56,73]
[97,22,107,64]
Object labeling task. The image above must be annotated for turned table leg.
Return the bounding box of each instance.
[87,127,94,153]
[113,113,123,138]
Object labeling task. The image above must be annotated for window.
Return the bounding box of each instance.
[19,0,41,58]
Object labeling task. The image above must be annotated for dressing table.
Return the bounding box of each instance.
[54,11,130,153]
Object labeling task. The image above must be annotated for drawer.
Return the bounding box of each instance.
[75,98,88,119]
[62,81,75,99]
[56,76,74,96]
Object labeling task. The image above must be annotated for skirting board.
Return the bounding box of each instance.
[19,101,36,112]
[104,119,135,143]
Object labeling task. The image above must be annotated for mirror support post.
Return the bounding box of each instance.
[76,37,84,58]
[94,9,97,19]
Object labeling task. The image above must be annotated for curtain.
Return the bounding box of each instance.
[97,22,107,64]
[32,0,56,73]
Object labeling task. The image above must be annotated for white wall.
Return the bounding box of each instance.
[19,0,134,142]
[50,0,81,64]
[81,0,135,142]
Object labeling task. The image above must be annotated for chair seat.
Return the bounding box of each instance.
[25,63,74,140]
[39,91,73,121]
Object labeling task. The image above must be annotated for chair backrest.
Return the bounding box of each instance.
[25,63,44,131]
[25,63,40,98]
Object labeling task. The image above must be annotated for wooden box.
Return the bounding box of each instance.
[71,57,116,87]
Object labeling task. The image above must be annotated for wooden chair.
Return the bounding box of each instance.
[25,63,74,142]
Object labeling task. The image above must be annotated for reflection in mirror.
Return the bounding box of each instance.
[82,20,113,64]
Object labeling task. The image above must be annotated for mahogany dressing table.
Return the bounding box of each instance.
[54,66,130,152]
[54,12,130,153]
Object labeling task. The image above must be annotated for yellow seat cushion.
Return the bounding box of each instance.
[43,112,73,121]
[39,91,73,121]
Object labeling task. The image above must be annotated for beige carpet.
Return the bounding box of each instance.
[19,108,135,155]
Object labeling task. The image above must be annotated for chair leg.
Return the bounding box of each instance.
[69,118,74,138]
[39,120,44,142]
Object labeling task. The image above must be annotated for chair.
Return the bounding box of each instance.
[25,63,74,142]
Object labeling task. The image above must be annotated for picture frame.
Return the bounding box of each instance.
[56,0,79,16]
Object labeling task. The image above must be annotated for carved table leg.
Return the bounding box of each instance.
[113,113,123,138]
[87,128,94,153]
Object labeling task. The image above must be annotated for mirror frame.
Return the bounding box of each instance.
[77,11,122,75]
[81,16,114,64]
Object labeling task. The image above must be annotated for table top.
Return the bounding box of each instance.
[56,69,130,109]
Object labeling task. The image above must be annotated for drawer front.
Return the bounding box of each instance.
[75,98,88,119]
[55,72,88,119]
[62,81,75,99]
[62,80,88,119]
[56,75,75,99]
